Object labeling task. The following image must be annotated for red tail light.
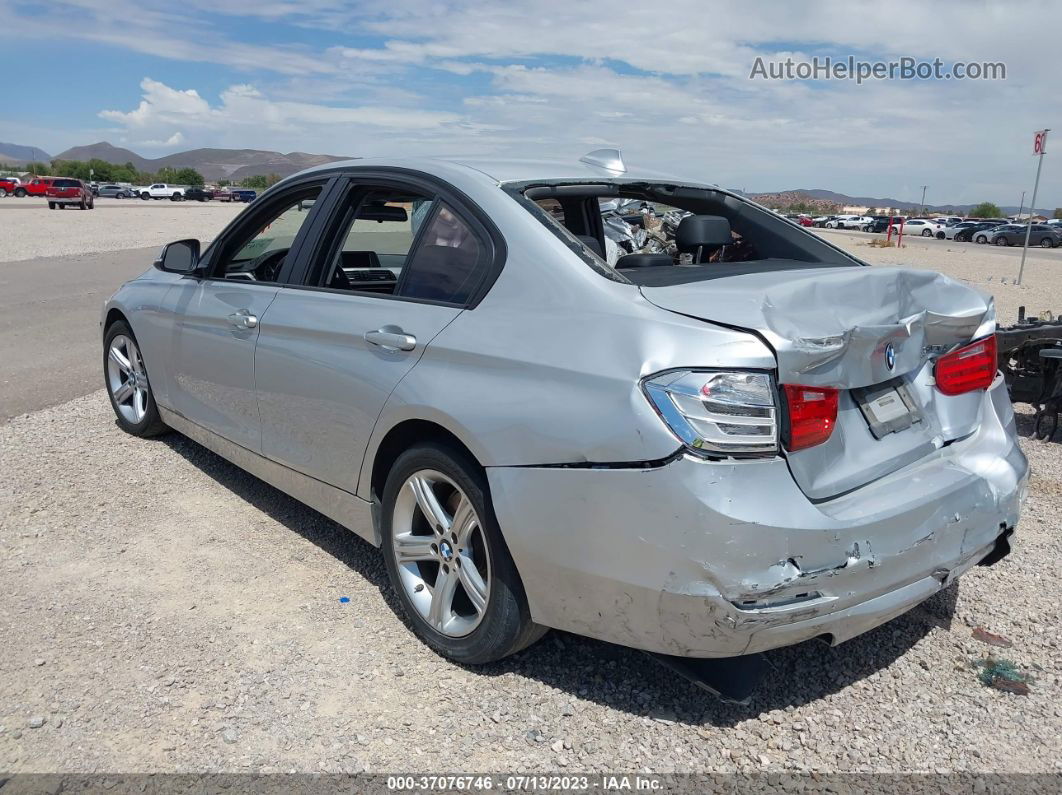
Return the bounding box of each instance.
[935,336,997,396]
[782,384,839,451]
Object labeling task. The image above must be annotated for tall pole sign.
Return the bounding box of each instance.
[1017,129,1049,286]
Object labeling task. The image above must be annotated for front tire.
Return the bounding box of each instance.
[47,202,55,210]
[381,443,545,664]
[975,234,988,244]
[921,229,933,237]
[14,188,26,197]
[104,321,168,437]
[995,237,1009,246]
[1040,237,1054,248]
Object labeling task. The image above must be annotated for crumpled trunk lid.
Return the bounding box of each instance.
[640,264,995,499]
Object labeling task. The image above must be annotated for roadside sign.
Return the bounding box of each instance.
[1018,129,1050,285]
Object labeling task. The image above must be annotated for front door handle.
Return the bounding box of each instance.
[365,325,416,352]
[228,309,258,329]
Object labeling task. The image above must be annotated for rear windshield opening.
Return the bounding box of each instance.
[511,181,862,285]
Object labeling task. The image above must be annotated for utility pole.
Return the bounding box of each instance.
[1017,190,1026,221]
[918,185,928,216]
[1018,129,1050,286]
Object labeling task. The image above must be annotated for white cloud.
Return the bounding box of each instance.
[140,131,186,148]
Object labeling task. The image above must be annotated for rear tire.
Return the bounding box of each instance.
[1040,237,1054,248]
[921,229,932,237]
[47,202,55,210]
[0,188,7,197]
[104,321,168,437]
[381,443,546,664]
[975,234,988,244]
[995,237,1008,246]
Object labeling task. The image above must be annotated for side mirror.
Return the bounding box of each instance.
[154,239,201,274]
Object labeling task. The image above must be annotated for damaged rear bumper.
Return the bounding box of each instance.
[486,376,1027,658]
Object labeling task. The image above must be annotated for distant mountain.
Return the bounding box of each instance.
[746,188,1052,217]
[53,142,149,170]
[0,142,52,164]
[52,141,349,181]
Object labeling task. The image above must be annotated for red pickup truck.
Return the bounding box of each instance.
[46,178,95,210]
[13,176,56,198]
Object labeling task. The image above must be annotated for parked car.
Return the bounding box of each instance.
[971,224,1019,244]
[940,221,983,240]
[862,216,903,233]
[796,215,814,227]
[139,183,186,201]
[811,215,836,228]
[13,176,56,198]
[231,188,257,203]
[183,187,214,202]
[933,216,964,226]
[101,152,1026,666]
[96,184,135,199]
[46,178,94,210]
[0,177,19,197]
[954,222,998,243]
[213,187,233,202]
[900,218,943,237]
[991,224,1059,247]
[825,215,872,230]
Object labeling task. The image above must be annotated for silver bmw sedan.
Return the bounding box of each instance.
[101,151,1027,665]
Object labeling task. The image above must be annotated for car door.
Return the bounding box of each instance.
[164,177,334,452]
[253,173,500,492]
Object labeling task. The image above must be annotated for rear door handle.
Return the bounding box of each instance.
[365,325,416,352]
[227,309,258,329]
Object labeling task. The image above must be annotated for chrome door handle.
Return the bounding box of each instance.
[365,325,416,352]
[228,310,258,329]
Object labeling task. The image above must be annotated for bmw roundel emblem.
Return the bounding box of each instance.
[885,343,896,371]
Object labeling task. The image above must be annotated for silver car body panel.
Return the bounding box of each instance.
[102,155,1027,658]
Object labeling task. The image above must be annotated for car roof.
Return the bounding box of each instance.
[299,155,707,189]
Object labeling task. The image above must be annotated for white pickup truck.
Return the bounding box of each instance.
[139,183,186,201]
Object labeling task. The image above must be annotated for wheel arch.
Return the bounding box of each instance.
[104,307,130,334]
[366,418,484,506]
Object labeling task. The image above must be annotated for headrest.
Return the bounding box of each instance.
[340,250,382,270]
[676,215,732,251]
[615,253,674,269]
[576,234,604,258]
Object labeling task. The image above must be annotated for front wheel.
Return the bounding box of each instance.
[381,444,545,664]
[921,229,933,237]
[1040,237,1054,248]
[14,188,26,197]
[975,234,988,244]
[104,321,168,437]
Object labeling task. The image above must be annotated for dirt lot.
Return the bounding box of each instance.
[0,197,242,262]
[1,204,1061,776]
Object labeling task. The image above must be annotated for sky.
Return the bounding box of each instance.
[1,0,1059,207]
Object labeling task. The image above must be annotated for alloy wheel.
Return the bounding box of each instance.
[391,470,492,637]
[106,334,150,424]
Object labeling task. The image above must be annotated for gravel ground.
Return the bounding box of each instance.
[0,392,1059,774]
[0,198,242,262]
[817,228,1062,324]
